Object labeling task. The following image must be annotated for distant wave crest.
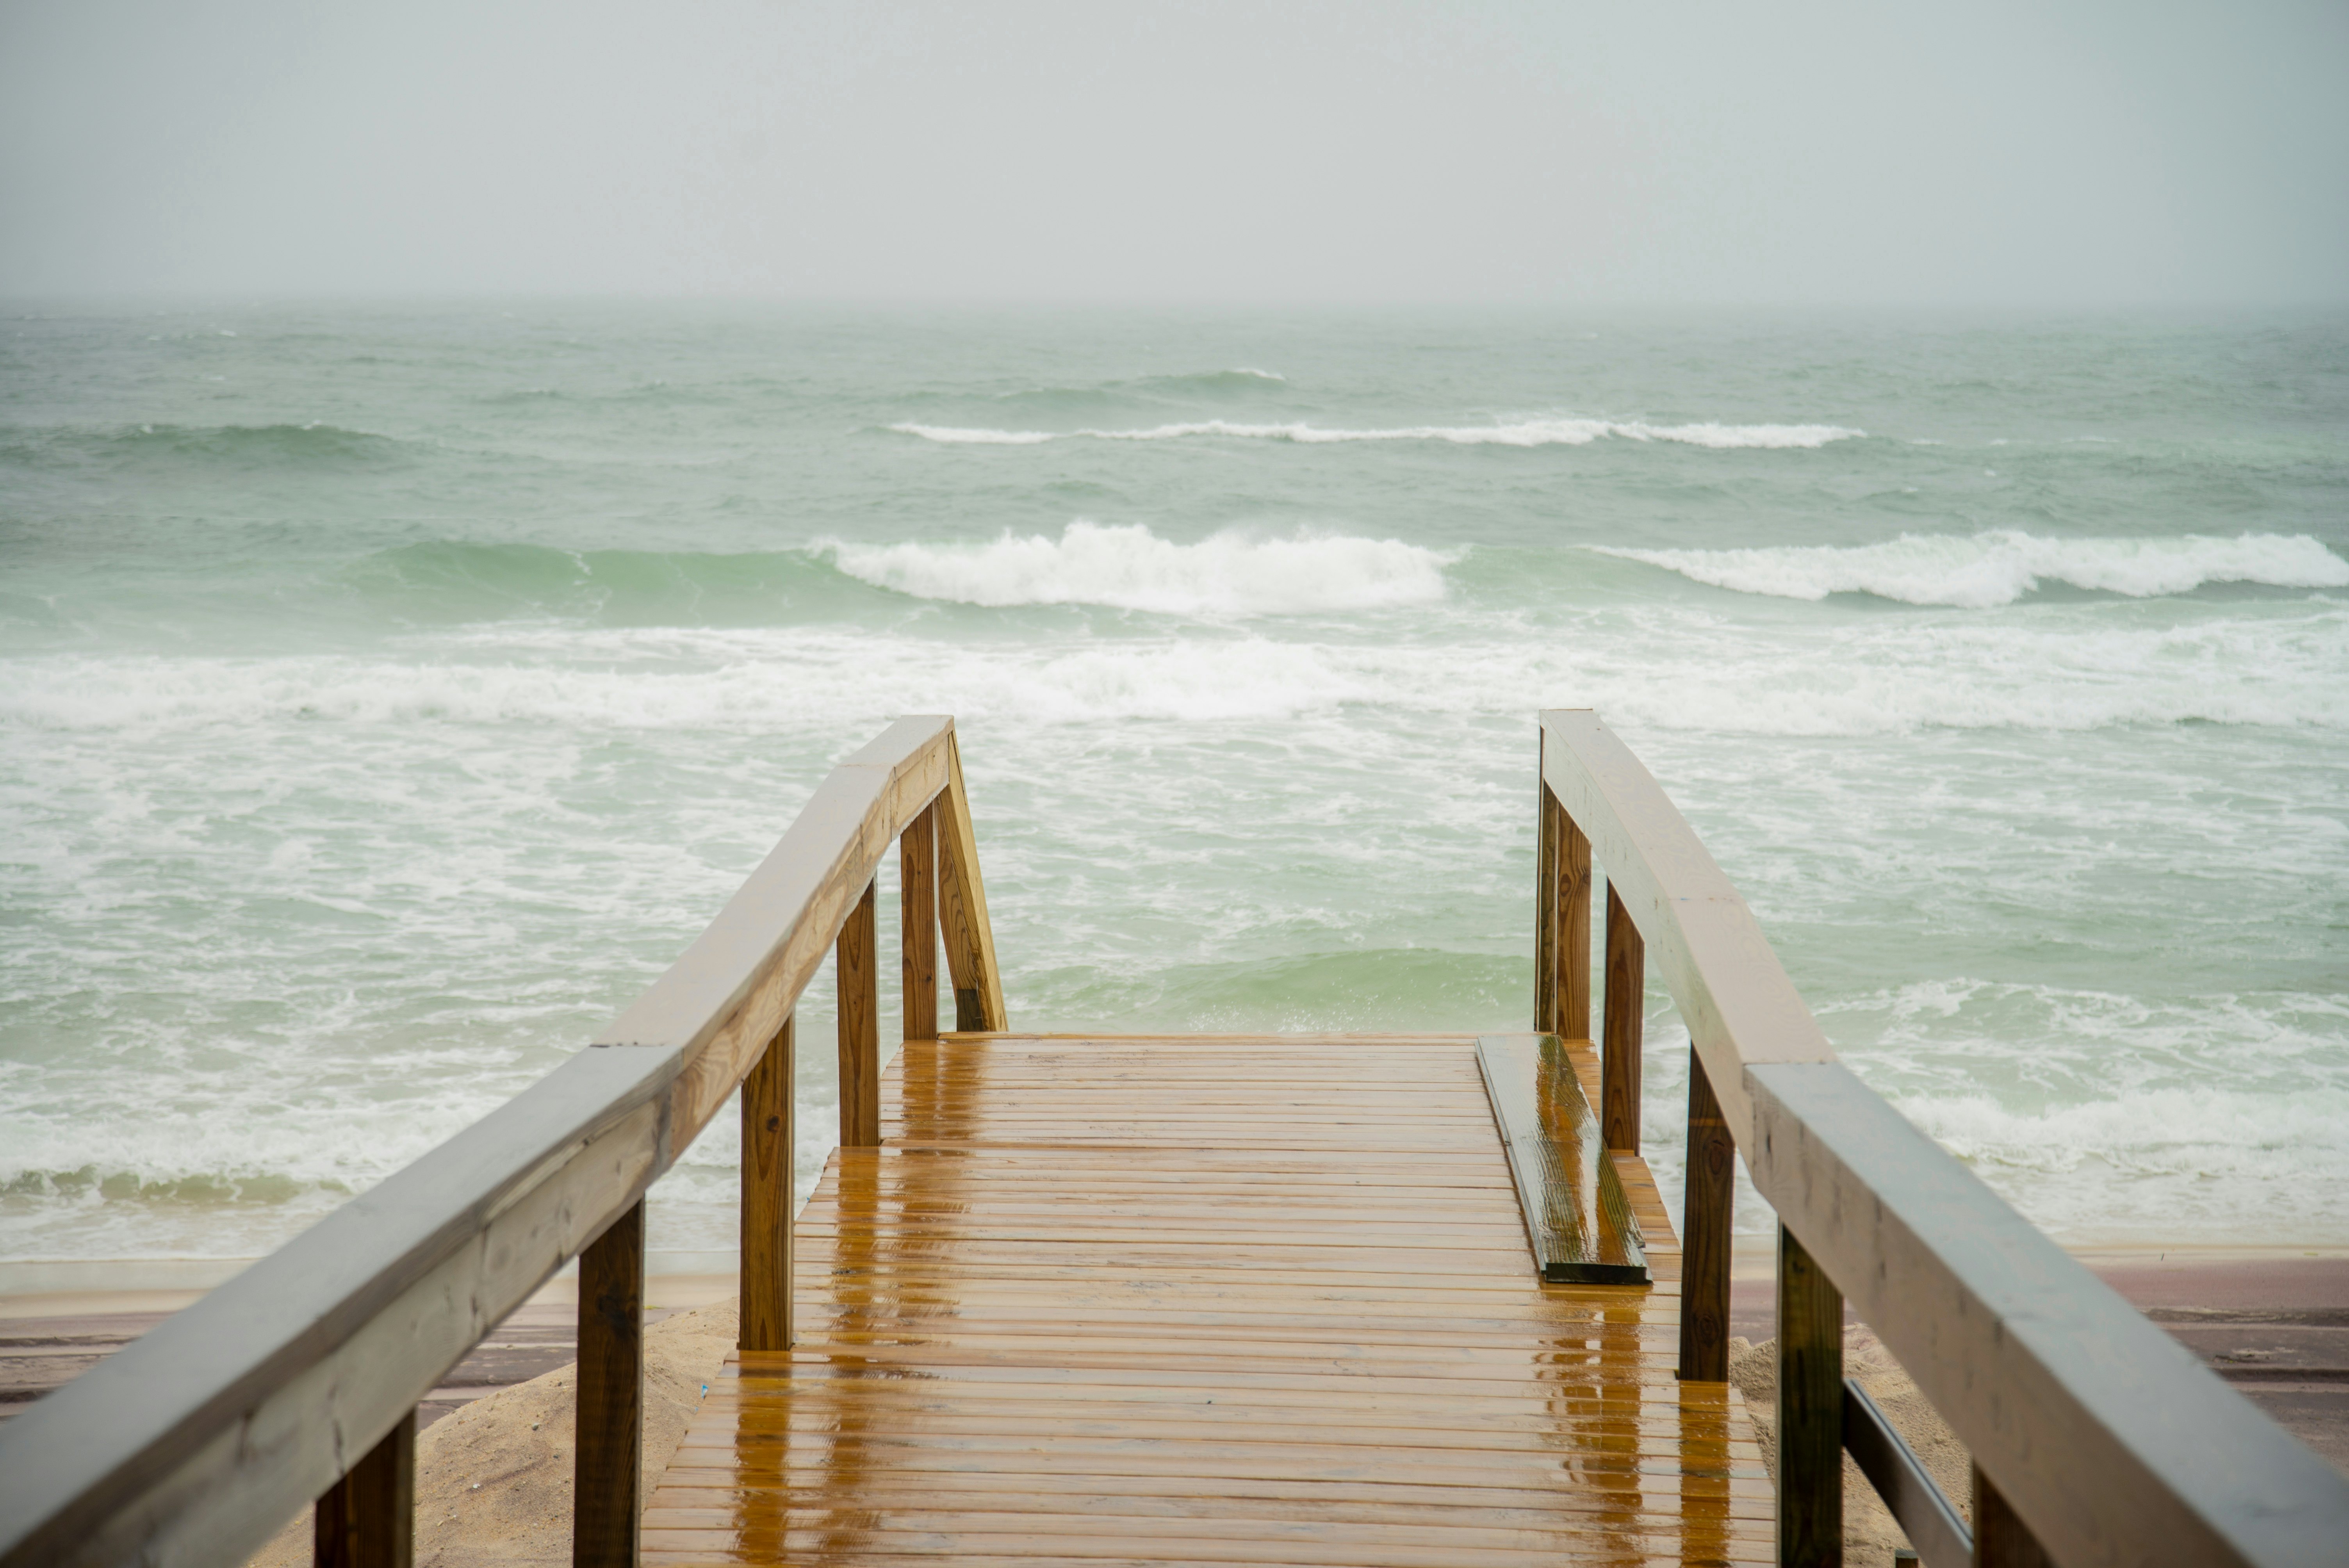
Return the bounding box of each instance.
[1596,531,2349,608]
[823,521,1454,617]
[0,421,411,470]
[889,417,1861,450]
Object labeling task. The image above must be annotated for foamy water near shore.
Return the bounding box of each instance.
[2,306,2344,1281]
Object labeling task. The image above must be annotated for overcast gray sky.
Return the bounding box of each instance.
[3,0,2344,306]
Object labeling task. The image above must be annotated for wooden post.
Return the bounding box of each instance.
[901,807,937,1042]
[1778,1223,1843,1568]
[1974,1466,2055,1568]
[935,737,1008,1032]
[1601,882,1644,1151]
[1535,773,1556,1035]
[1537,784,1593,1042]
[1678,1047,1734,1382]
[575,1199,643,1568]
[313,1409,413,1568]
[1558,810,1591,1044]
[838,878,880,1147]
[739,1013,794,1354]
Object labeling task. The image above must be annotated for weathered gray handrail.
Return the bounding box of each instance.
[0,715,1000,1568]
[1538,707,2349,1567]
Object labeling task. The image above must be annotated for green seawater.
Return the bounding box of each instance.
[2,304,2345,1273]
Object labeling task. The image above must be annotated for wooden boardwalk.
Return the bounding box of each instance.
[14,715,2345,1568]
[643,1033,1771,1566]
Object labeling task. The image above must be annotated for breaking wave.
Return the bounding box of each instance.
[889,417,1862,449]
[822,521,1454,617]
[1597,531,2349,608]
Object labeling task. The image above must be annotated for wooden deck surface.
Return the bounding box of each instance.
[643,1033,1772,1566]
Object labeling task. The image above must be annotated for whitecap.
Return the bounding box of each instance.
[819,521,1456,618]
[889,417,1861,449]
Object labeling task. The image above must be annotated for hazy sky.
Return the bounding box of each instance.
[3,0,2344,306]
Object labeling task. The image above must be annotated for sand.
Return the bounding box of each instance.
[1731,1326,1975,1568]
[246,1299,738,1568]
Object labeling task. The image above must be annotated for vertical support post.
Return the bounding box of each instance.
[901,806,938,1042]
[1558,811,1592,1043]
[1678,1047,1734,1382]
[313,1409,414,1568]
[1535,773,1556,1035]
[740,1012,795,1353]
[1778,1223,1844,1568]
[935,735,1008,1032]
[1537,784,1593,1042]
[838,878,880,1147]
[1601,882,1644,1151]
[575,1199,644,1568]
[1973,1467,2055,1568]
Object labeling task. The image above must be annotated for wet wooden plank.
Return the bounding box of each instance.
[643,1032,1764,1566]
[1474,1035,1648,1285]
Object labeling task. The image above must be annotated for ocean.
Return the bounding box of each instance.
[2,303,2344,1285]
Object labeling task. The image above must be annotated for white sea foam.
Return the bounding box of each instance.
[821,521,1455,617]
[890,417,1862,449]
[7,611,2345,1261]
[1597,530,2349,608]
[9,594,2343,739]
[1892,1085,2349,1240]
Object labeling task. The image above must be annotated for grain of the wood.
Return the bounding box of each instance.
[934,734,1007,1032]
[1679,1047,1734,1384]
[1972,1466,2053,1568]
[901,805,938,1042]
[1535,767,1556,1036]
[641,1032,1764,1566]
[1603,881,1645,1153]
[576,1199,644,1568]
[739,1014,795,1353]
[838,879,881,1147]
[1543,788,1594,1043]
[312,1408,413,1568]
[1475,1034,1647,1284]
[1777,1224,1843,1568]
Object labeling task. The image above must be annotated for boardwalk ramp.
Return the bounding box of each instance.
[645,1032,1764,1566]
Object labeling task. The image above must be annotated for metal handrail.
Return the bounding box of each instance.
[0,715,1001,1568]
[1538,707,2349,1567]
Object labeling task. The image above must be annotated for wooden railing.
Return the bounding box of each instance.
[10,709,2347,1568]
[0,716,1003,1568]
[1536,708,2349,1568]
